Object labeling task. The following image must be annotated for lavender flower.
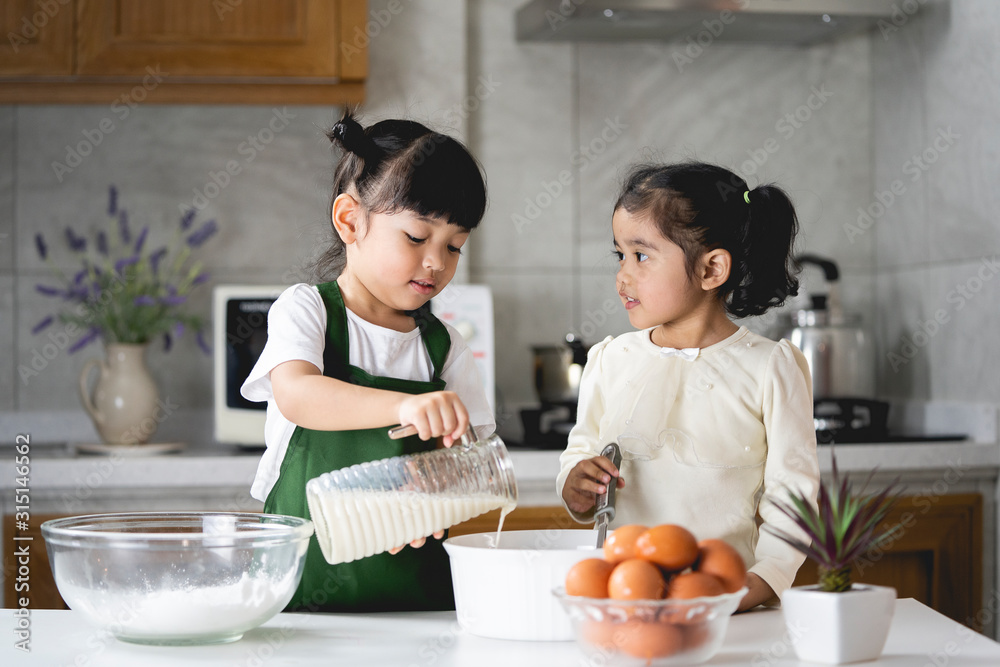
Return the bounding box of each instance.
[114,255,139,274]
[36,284,62,297]
[186,219,218,248]
[68,328,101,354]
[134,226,148,255]
[33,186,217,354]
[31,316,54,335]
[149,247,168,275]
[118,209,131,244]
[108,186,118,217]
[196,329,212,355]
[65,227,87,252]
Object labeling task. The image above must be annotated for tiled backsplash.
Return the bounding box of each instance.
[2,0,998,440]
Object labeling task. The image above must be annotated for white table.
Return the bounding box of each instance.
[4,599,1000,666]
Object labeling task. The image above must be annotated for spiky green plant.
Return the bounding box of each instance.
[764,457,903,592]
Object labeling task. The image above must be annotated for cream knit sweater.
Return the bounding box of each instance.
[556,326,820,599]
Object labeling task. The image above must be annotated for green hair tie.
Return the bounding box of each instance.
[744,191,751,204]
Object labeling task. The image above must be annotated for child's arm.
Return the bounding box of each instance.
[270,359,470,445]
[556,337,617,521]
[749,342,821,606]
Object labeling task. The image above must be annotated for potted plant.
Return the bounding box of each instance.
[765,457,903,664]
[31,186,217,445]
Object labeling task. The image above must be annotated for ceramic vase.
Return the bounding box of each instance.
[781,584,896,664]
[79,343,160,445]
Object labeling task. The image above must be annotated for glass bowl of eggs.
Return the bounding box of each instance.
[553,524,748,666]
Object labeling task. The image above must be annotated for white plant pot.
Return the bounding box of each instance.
[781,584,896,664]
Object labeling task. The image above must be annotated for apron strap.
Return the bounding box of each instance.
[316,281,451,382]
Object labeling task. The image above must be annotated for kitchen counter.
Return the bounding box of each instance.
[1,440,996,511]
[5,599,1000,665]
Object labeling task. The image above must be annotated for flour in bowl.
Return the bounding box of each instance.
[56,567,298,641]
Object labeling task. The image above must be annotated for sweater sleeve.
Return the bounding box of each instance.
[556,336,613,524]
[750,339,820,600]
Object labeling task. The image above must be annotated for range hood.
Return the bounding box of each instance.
[515,0,929,45]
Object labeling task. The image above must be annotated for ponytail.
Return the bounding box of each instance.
[727,184,800,318]
[614,162,800,318]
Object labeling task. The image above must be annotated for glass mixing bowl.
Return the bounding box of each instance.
[554,586,747,665]
[41,512,313,645]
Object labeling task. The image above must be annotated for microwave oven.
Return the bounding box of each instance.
[213,283,495,446]
[213,285,285,445]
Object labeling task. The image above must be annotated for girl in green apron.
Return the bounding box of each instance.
[241,110,493,612]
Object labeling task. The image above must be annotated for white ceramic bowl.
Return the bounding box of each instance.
[443,529,600,640]
[41,512,313,645]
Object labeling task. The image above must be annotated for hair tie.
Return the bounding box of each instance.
[329,114,382,164]
[744,191,751,204]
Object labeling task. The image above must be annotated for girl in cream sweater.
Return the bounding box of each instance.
[558,162,820,612]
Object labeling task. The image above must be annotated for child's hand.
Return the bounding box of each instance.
[562,456,626,514]
[397,391,470,447]
[388,530,446,555]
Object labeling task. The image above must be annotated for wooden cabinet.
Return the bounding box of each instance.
[792,494,983,631]
[0,0,367,104]
[3,513,69,611]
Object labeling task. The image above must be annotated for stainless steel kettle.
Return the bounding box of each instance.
[776,254,875,400]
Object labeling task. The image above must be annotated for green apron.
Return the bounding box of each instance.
[263,281,456,612]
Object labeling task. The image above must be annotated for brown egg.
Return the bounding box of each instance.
[565,558,615,598]
[608,559,667,600]
[696,539,747,593]
[616,619,683,661]
[635,524,699,571]
[603,524,648,564]
[667,572,726,600]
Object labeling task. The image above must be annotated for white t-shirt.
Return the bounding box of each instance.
[241,283,496,501]
[557,326,820,599]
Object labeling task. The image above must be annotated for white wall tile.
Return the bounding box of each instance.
[467,0,575,273]
[922,0,1000,264]
[478,269,575,414]
[921,259,1000,402]
[871,7,929,268]
[875,266,932,400]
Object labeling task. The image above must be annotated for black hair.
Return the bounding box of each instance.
[316,108,488,277]
[614,162,799,318]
